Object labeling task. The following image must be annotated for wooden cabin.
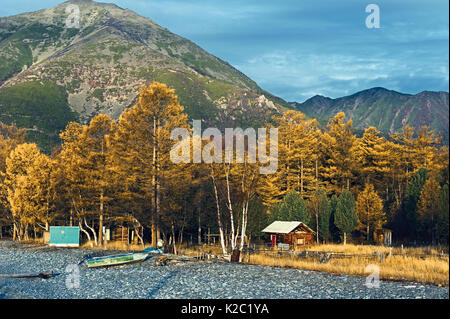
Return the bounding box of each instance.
[262,221,315,250]
[108,225,143,244]
[374,228,392,246]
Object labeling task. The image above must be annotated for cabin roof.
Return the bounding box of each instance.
[262,221,315,234]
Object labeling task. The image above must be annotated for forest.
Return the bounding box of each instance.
[0,82,448,254]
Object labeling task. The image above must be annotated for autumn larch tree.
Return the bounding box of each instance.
[356,183,385,242]
[110,82,188,248]
[417,177,441,244]
[321,113,357,194]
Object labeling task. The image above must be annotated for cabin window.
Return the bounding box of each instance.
[297,238,304,245]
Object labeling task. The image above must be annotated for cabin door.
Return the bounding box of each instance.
[271,235,276,247]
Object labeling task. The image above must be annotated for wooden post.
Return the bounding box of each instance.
[198,213,201,245]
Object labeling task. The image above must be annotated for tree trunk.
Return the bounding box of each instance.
[300,158,304,195]
[98,191,104,247]
[343,232,347,245]
[198,212,202,245]
[151,117,161,249]
[239,199,249,259]
[225,166,236,250]
[79,220,93,247]
[315,159,319,190]
[211,166,227,255]
[367,223,370,242]
[84,217,97,246]
[171,222,177,255]
[24,224,29,241]
[316,213,319,244]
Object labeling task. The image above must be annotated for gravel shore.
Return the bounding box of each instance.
[0,240,448,299]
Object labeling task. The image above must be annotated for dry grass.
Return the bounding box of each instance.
[298,243,448,256]
[80,241,147,251]
[246,243,449,286]
[181,243,449,286]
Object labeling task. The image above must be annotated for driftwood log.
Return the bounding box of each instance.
[0,272,56,279]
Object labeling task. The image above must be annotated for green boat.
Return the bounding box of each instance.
[85,247,163,268]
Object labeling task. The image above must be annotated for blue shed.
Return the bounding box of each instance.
[49,226,80,247]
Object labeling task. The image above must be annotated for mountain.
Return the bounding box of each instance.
[0,0,288,152]
[291,87,449,143]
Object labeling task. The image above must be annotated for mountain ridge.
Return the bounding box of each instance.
[291,87,449,143]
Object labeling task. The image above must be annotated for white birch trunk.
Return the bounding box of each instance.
[210,166,227,255]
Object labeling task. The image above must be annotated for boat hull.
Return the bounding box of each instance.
[86,252,149,268]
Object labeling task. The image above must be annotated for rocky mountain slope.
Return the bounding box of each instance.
[0,0,288,151]
[291,87,449,143]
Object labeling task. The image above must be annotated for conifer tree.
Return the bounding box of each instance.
[396,168,428,241]
[110,82,188,248]
[329,194,340,241]
[3,143,43,240]
[356,127,390,195]
[417,177,441,244]
[321,113,357,194]
[270,191,310,225]
[356,183,385,242]
[308,189,331,243]
[334,189,358,244]
[437,184,449,244]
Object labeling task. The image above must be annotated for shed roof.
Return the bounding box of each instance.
[262,221,314,234]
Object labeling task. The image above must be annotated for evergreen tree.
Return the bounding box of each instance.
[437,184,449,244]
[270,191,310,225]
[334,189,358,244]
[329,194,340,241]
[396,168,428,241]
[308,189,331,243]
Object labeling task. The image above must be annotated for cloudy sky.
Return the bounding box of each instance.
[1,0,449,102]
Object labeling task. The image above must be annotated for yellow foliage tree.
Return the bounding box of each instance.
[110,82,188,248]
[356,183,385,242]
[321,112,357,194]
[417,177,441,244]
[3,143,47,240]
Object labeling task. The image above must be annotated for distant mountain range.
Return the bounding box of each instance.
[0,0,448,152]
[291,87,449,143]
[0,0,287,151]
